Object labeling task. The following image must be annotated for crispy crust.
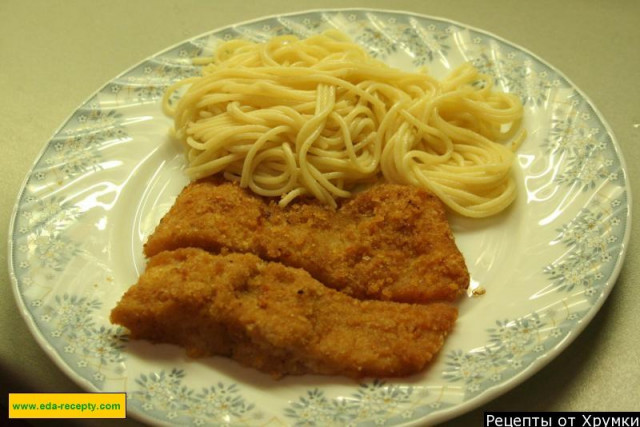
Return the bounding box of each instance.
[111,248,458,378]
[143,178,469,303]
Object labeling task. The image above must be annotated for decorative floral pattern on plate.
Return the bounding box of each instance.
[9,9,629,426]
[131,369,258,425]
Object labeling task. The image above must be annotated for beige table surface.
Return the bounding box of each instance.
[1,0,638,425]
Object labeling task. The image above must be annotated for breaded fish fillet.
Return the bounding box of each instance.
[110,248,457,378]
[144,179,469,303]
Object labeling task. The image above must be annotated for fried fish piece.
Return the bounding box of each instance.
[144,178,469,303]
[110,248,457,378]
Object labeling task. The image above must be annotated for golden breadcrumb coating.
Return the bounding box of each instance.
[111,248,458,378]
[144,178,469,303]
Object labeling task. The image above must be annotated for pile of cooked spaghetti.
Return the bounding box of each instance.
[163,30,524,217]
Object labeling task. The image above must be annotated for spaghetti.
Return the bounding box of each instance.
[163,30,524,217]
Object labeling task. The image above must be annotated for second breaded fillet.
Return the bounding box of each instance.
[110,248,457,378]
[144,178,469,303]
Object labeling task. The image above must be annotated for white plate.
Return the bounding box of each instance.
[8,9,631,426]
